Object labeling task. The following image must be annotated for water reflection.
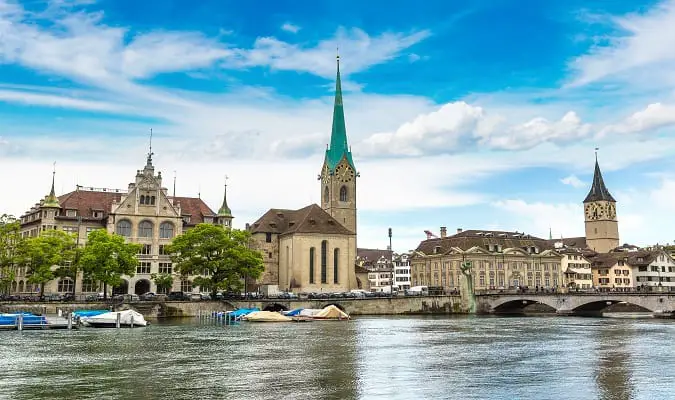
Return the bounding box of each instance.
[594,321,635,400]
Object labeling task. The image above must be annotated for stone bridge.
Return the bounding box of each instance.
[476,293,675,315]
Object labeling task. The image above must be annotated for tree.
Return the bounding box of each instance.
[18,230,76,299]
[79,229,141,299]
[0,214,22,294]
[167,224,264,295]
[151,273,174,294]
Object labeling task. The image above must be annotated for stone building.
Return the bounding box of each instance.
[12,153,230,297]
[410,228,563,291]
[583,156,620,253]
[247,57,358,293]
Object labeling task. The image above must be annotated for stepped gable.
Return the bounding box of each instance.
[249,204,353,236]
[415,229,555,255]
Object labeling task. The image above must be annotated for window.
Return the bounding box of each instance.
[63,226,78,234]
[309,247,315,284]
[138,221,153,238]
[159,263,172,274]
[86,227,95,236]
[151,196,156,205]
[334,248,339,283]
[140,195,146,205]
[324,186,329,203]
[321,240,328,284]
[140,244,152,255]
[137,262,151,274]
[159,222,174,239]
[116,220,132,236]
[66,210,77,217]
[265,233,272,243]
[159,245,167,255]
[92,211,102,218]
[181,279,192,293]
[183,215,191,224]
[339,186,348,202]
[57,278,74,293]
[81,279,98,293]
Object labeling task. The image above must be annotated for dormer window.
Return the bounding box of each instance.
[92,211,103,219]
[182,215,191,223]
[434,246,441,254]
[66,209,77,217]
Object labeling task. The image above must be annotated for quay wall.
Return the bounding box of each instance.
[0,295,465,318]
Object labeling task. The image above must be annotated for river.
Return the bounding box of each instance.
[1,316,674,399]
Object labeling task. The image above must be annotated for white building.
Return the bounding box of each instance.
[558,248,593,290]
[393,253,412,291]
[632,249,675,292]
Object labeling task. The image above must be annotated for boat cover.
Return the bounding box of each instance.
[243,311,292,322]
[283,308,304,316]
[313,305,350,320]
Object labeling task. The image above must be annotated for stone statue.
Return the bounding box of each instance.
[459,261,476,313]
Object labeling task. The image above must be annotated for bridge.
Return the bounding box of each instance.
[475,292,675,315]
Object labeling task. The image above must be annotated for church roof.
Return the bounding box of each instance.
[414,229,555,255]
[217,185,232,217]
[584,160,616,203]
[249,204,353,236]
[324,56,355,172]
[43,171,61,208]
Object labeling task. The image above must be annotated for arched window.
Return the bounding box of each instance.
[159,222,174,239]
[140,195,146,205]
[116,220,132,236]
[333,248,339,283]
[321,240,328,284]
[58,278,74,293]
[181,279,192,293]
[151,196,156,205]
[309,247,315,284]
[18,280,24,293]
[138,221,153,238]
[324,186,329,203]
[339,186,348,202]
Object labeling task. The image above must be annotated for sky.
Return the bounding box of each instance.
[2,0,675,252]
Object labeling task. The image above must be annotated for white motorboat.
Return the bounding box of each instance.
[80,310,148,328]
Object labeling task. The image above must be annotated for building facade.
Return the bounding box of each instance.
[357,248,393,292]
[247,57,358,293]
[393,253,412,291]
[583,157,620,253]
[411,228,564,292]
[12,154,230,297]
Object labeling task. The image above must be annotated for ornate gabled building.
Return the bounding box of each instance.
[248,56,359,293]
[12,153,230,297]
[410,228,563,291]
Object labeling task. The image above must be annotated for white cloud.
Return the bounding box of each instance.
[408,53,421,63]
[600,102,675,136]
[0,89,131,112]
[228,27,431,78]
[492,200,582,239]
[561,175,585,188]
[281,23,301,34]
[568,0,675,88]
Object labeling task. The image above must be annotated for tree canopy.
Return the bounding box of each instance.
[0,214,22,294]
[167,224,264,294]
[151,273,174,293]
[79,229,141,299]
[18,229,76,298]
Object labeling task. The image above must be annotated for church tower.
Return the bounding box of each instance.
[319,55,358,234]
[583,154,619,253]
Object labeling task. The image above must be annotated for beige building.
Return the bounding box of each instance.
[247,57,358,293]
[12,154,231,297]
[557,248,593,289]
[589,253,635,292]
[411,228,564,292]
[583,157,619,253]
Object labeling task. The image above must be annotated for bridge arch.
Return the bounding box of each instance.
[263,303,289,312]
[492,298,558,313]
[572,300,653,313]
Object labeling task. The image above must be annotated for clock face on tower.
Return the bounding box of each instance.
[585,203,599,220]
[334,164,355,183]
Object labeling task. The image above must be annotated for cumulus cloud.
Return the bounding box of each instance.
[561,175,585,188]
[281,23,301,34]
[600,103,675,136]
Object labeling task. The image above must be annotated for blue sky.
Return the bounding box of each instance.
[2,0,675,251]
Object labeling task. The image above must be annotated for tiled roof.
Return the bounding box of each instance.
[415,229,555,255]
[249,204,353,236]
[547,237,588,249]
[357,248,393,262]
[169,196,216,226]
[584,160,616,203]
[589,250,658,268]
[57,190,121,220]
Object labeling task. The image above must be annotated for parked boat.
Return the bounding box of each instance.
[80,310,148,328]
[0,312,78,330]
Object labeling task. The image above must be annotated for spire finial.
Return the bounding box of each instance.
[218,174,232,217]
[595,147,599,162]
[146,128,154,167]
[43,161,60,208]
[173,170,177,198]
[51,161,56,196]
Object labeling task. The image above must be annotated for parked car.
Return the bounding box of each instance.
[167,291,190,301]
[140,292,157,301]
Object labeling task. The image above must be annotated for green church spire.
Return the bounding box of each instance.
[325,54,355,171]
[43,162,60,208]
[217,179,232,217]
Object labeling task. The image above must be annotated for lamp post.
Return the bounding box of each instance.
[388,228,393,296]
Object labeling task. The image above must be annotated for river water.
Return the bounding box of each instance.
[1,316,674,400]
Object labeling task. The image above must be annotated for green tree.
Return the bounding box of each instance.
[0,214,22,294]
[19,230,76,299]
[151,273,174,294]
[167,224,264,295]
[79,229,141,299]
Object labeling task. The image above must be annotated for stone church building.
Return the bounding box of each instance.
[248,57,360,293]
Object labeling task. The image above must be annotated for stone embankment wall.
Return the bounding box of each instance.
[0,295,465,318]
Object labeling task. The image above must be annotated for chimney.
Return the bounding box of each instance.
[457,228,463,234]
[440,227,447,238]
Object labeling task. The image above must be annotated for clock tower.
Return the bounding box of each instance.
[319,55,357,234]
[583,155,619,253]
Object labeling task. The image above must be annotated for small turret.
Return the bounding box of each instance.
[43,164,60,208]
[217,178,233,227]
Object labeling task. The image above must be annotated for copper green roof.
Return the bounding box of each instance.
[584,160,615,203]
[43,171,60,208]
[325,57,355,171]
[217,184,232,217]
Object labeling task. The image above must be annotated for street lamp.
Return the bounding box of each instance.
[388,228,393,296]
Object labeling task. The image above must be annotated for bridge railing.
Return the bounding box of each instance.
[476,288,675,296]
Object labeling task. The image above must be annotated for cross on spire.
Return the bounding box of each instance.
[146,128,155,167]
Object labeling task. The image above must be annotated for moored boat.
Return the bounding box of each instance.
[81,310,148,328]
